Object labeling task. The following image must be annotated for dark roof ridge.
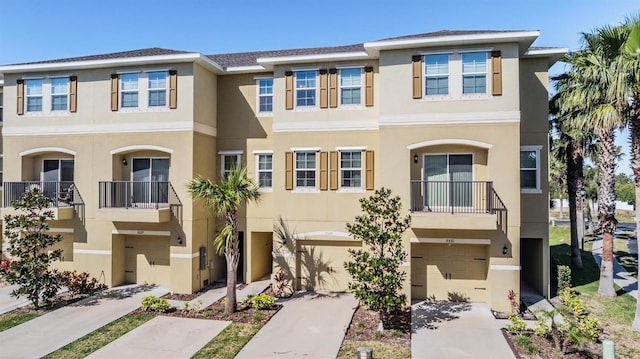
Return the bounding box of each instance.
[9,47,193,66]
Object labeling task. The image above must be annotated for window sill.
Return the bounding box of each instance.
[293,106,319,112]
[292,187,320,193]
[257,112,273,117]
[258,187,273,193]
[521,189,542,194]
[421,94,493,102]
[118,106,170,113]
[23,111,71,117]
[337,104,365,110]
[337,188,366,193]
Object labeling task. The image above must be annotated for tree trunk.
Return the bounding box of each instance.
[378,312,384,333]
[596,128,617,298]
[628,96,640,331]
[567,140,583,269]
[225,251,238,314]
[559,190,564,219]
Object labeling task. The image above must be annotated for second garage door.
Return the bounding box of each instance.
[412,243,488,302]
[298,240,361,292]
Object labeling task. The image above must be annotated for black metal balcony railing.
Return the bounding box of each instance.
[98,181,182,212]
[3,181,83,208]
[410,180,507,231]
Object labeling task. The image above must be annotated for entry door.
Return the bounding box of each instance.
[423,154,472,209]
[132,158,169,204]
[42,159,74,199]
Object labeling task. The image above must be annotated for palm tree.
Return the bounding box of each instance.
[557,26,630,297]
[187,166,260,314]
[549,145,567,219]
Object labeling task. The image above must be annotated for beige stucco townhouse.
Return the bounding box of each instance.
[0,30,565,312]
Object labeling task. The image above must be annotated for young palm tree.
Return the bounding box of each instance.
[187,166,260,314]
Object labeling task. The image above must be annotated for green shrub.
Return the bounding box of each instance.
[505,312,526,335]
[577,315,600,342]
[253,311,264,323]
[247,293,275,310]
[533,318,550,337]
[61,271,108,296]
[141,295,171,313]
[557,265,571,293]
[558,289,586,317]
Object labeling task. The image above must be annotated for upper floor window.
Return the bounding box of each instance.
[257,153,273,189]
[461,52,487,94]
[51,77,68,111]
[520,146,542,193]
[257,78,273,113]
[295,71,316,107]
[424,54,449,96]
[339,68,362,105]
[340,151,362,188]
[295,151,316,187]
[120,73,139,108]
[148,71,167,107]
[26,79,43,112]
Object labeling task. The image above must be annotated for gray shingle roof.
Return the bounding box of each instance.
[207,44,365,68]
[374,30,532,42]
[11,48,193,66]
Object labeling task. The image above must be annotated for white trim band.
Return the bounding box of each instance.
[20,147,77,156]
[170,252,199,259]
[111,145,174,155]
[411,237,491,245]
[290,147,321,152]
[252,150,274,154]
[380,111,520,126]
[74,249,112,255]
[111,229,171,236]
[335,146,368,151]
[293,231,354,239]
[5,121,217,137]
[47,228,74,233]
[218,150,244,155]
[407,139,492,150]
[490,265,521,271]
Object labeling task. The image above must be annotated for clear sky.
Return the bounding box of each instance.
[1,0,638,173]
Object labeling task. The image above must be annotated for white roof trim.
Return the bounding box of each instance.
[290,147,321,152]
[524,48,568,57]
[252,150,274,154]
[226,65,267,73]
[218,150,243,155]
[335,146,368,151]
[20,147,77,156]
[407,139,493,150]
[110,145,174,155]
[257,51,370,66]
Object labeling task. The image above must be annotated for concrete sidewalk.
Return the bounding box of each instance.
[166,279,271,309]
[87,316,230,359]
[236,292,358,359]
[0,284,168,359]
[0,285,30,315]
[412,301,515,359]
[592,238,638,299]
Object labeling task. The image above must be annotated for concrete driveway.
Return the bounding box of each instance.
[236,292,358,359]
[412,301,514,359]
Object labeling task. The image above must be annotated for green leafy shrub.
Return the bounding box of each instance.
[533,317,550,337]
[141,295,171,313]
[61,271,107,296]
[253,311,264,323]
[505,312,526,335]
[558,289,586,317]
[557,265,571,293]
[246,293,275,310]
[515,336,539,354]
[577,315,600,342]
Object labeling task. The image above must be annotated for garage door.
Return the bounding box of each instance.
[412,243,488,302]
[298,240,361,292]
[124,237,170,287]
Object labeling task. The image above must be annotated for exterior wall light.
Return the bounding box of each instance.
[177,236,183,245]
[122,158,128,166]
[502,244,508,255]
[413,154,419,163]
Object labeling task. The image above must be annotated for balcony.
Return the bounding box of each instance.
[409,180,507,231]
[97,181,182,223]
[2,181,84,220]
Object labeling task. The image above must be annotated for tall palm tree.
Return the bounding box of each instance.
[558,26,630,297]
[187,166,260,314]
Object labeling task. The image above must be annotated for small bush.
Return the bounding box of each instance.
[253,311,264,323]
[515,335,530,347]
[505,312,526,335]
[247,293,275,310]
[558,289,586,317]
[577,315,600,342]
[447,291,469,302]
[61,271,108,296]
[533,318,550,337]
[557,265,571,293]
[141,295,171,313]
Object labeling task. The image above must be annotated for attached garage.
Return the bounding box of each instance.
[297,239,361,292]
[124,236,170,287]
[411,243,488,302]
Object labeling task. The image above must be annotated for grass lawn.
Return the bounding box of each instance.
[549,225,640,358]
[0,312,39,332]
[191,322,260,359]
[42,314,153,359]
[337,340,411,359]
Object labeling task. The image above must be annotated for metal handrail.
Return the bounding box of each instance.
[2,181,82,208]
[98,181,182,212]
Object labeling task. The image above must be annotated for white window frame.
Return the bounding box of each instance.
[219,150,242,178]
[293,149,318,191]
[147,71,167,107]
[338,67,363,107]
[423,54,449,97]
[117,69,169,112]
[25,78,44,113]
[21,76,72,116]
[254,151,273,192]
[255,77,273,115]
[461,52,488,95]
[120,72,139,109]
[338,148,365,192]
[50,77,69,112]
[294,70,318,109]
[520,145,542,194]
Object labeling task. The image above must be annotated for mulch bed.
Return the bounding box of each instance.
[492,309,536,320]
[4,290,96,315]
[133,296,281,325]
[162,283,248,301]
[343,305,411,347]
[502,329,601,358]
